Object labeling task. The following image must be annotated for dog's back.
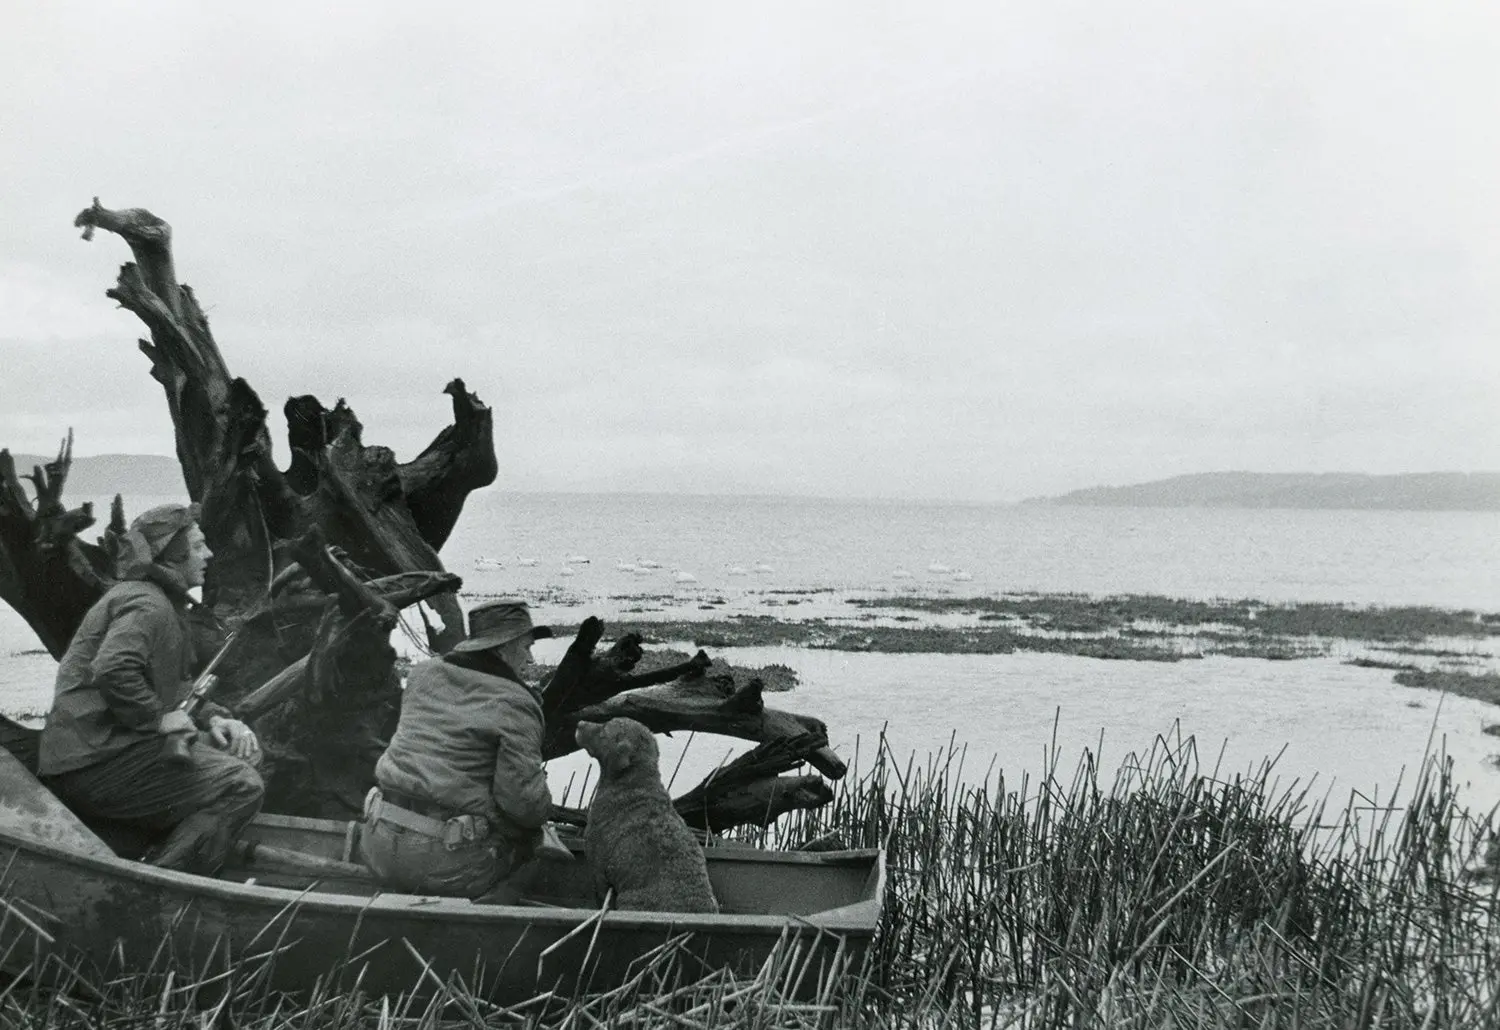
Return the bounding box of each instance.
[576,718,718,913]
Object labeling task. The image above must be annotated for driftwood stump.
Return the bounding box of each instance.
[0,200,841,832]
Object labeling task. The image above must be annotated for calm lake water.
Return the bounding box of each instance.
[448,492,1500,609]
[4,494,1499,816]
[533,643,1500,820]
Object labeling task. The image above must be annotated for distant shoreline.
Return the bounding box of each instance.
[1023,471,1500,512]
[11,455,1500,509]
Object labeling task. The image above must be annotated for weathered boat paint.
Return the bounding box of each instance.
[0,743,114,857]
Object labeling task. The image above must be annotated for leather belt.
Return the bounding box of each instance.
[364,787,491,848]
[380,788,456,821]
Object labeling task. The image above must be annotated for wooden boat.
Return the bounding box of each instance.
[0,750,884,1003]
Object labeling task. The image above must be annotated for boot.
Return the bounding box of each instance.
[145,811,234,875]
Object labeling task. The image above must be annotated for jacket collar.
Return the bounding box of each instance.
[135,562,195,607]
[442,651,541,702]
[490,655,525,684]
[444,649,523,682]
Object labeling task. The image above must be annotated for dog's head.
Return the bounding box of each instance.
[575,717,660,780]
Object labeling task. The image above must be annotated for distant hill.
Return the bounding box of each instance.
[1023,472,1500,512]
[7,453,185,499]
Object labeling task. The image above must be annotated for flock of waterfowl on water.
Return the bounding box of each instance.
[471,555,976,583]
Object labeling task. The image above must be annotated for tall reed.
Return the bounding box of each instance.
[763,728,1500,1027]
[5,729,1497,1028]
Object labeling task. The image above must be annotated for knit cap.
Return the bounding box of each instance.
[117,502,200,578]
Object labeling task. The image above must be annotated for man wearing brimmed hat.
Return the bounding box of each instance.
[39,503,265,875]
[360,598,559,897]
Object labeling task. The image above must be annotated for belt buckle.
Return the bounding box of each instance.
[442,814,485,849]
[444,816,471,849]
[363,786,381,822]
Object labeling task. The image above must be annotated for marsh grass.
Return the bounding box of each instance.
[852,595,1499,643]
[611,591,1500,666]
[615,617,1205,662]
[7,732,1499,1028]
[1392,669,1500,708]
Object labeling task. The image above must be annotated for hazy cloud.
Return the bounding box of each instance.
[2,0,1496,500]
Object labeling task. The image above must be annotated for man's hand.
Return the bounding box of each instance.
[207,716,260,761]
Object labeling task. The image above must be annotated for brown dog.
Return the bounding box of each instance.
[575,718,719,913]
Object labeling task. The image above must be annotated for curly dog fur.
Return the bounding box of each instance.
[575,718,718,913]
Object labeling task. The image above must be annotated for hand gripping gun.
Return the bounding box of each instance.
[161,630,239,769]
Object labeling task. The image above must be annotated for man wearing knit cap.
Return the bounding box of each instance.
[40,503,265,875]
[360,598,558,898]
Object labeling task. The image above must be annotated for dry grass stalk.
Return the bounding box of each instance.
[5,726,1499,1027]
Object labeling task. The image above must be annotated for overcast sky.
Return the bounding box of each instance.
[2,1,1496,502]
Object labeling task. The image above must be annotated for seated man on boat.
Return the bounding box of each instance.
[360,598,556,898]
[39,503,265,875]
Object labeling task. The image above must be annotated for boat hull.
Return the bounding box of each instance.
[0,813,883,1002]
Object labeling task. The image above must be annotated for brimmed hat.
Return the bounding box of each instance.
[450,599,554,653]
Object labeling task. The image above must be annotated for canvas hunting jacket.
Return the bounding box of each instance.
[38,566,227,776]
[374,656,552,838]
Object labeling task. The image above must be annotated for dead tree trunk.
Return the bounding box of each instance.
[537,617,847,826]
[551,733,836,835]
[0,437,122,658]
[0,200,842,833]
[0,199,497,815]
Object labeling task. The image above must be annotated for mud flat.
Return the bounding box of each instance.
[1390,668,1500,708]
[572,591,1494,659]
[514,591,1500,716]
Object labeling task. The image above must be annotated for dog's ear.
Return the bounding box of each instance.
[575,722,600,755]
[606,736,636,776]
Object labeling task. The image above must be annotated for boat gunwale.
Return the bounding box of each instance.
[0,822,884,935]
[249,811,879,868]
